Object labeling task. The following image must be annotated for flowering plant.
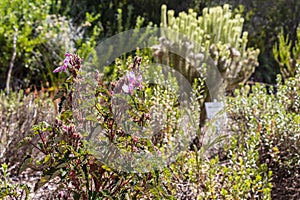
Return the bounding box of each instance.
[25,53,190,198]
[121,71,143,94]
[53,53,71,73]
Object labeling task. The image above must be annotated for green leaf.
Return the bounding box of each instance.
[44,154,51,163]
[34,175,51,192]
[18,155,32,175]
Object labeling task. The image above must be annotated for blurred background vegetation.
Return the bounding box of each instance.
[1,0,300,91]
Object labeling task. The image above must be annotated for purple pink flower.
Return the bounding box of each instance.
[53,53,72,73]
[122,71,143,94]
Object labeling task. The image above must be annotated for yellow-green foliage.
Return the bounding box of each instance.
[273,26,300,78]
[0,0,101,87]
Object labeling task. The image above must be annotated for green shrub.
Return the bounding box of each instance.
[226,66,300,198]
[0,163,30,200]
[0,0,100,90]
[273,26,300,79]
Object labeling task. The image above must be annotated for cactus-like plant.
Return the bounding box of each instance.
[153,4,260,95]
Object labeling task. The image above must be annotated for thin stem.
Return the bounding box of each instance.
[38,130,48,154]
[29,141,46,154]
[6,27,18,95]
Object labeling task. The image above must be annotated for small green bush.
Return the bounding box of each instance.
[0,163,30,200]
[226,66,300,199]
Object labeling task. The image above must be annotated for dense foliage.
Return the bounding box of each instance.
[0,0,100,91]
[227,72,300,199]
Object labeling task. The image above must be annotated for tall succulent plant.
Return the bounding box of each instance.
[153,4,260,94]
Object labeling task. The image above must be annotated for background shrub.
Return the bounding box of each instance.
[226,67,300,199]
[0,90,55,176]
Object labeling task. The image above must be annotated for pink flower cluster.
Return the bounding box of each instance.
[122,71,143,95]
[53,53,71,73]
